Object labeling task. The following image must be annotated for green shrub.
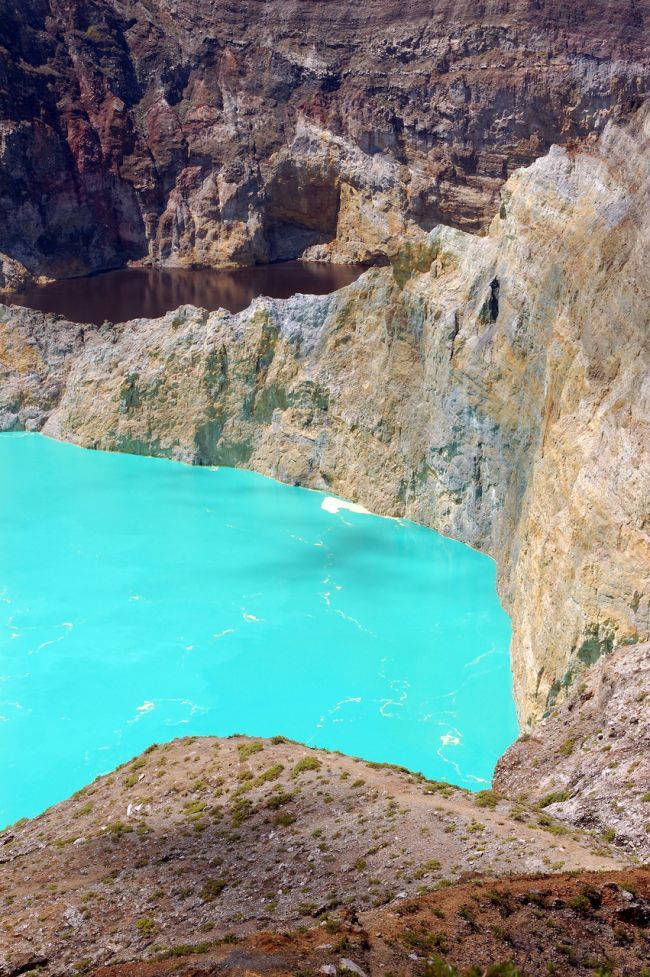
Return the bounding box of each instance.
[267,791,293,810]
[106,820,133,837]
[201,878,226,901]
[475,790,501,809]
[403,929,447,952]
[273,812,296,827]
[538,791,569,808]
[73,802,94,818]
[254,763,284,785]
[291,756,321,778]
[136,917,155,937]
[238,741,263,760]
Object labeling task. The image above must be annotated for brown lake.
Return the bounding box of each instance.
[7,261,367,326]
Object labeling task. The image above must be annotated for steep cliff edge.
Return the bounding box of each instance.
[0,0,648,282]
[2,109,648,731]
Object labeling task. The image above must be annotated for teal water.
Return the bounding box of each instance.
[0,433,517,827]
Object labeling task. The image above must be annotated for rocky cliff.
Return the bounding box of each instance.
[0,0,648,284]
[1,106,648,728]
[495,642,650,858]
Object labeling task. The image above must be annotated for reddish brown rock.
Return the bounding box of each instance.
[0,0,648,282]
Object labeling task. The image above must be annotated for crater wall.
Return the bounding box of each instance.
[0,0,648,283]
[2,108,648,725]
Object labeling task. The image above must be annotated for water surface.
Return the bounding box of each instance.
[6,261,366,325]
[0,434,517,826]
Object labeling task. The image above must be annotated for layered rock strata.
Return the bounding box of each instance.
[0,0,648,281]
[2,109,648,727]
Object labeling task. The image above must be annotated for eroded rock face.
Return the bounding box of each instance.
[495,642,650,859]
[0,0,648,281]
[1,109,648,727]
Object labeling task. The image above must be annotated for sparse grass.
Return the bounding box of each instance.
[273,812,296,827]
[536,813,568,835]
[414,859,441,879]
[568,893,591,913]
[135,916,155,937]
[183,800,207,818]
[422,965,522,977]
[157,933,239,959]
[559,738,575,756]
[73,802,94,818]
[201,878,227,901]
[403,929,447,952]
[232,779,253,797]
[538,791,569,808]
[238,741,263,760]
[487,888,511,910]
[423,780,454,798]
[254,763,284,785]
[509,805,527,822]
[475,790,501,809]
[267,791,293,810]
[106,820,133,837]
[291,756,321,778]
[230,798,252,826]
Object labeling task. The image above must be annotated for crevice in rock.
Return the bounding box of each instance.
[489,277,500,322]
[263,160,341,262]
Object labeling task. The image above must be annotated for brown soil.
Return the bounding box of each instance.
[88,868,650,977]
[0,736,638,977]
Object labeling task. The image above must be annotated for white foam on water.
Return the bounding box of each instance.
[464,648,497,669]
[137,700,154,712]
[335,608,373,635]
[440,732,461,747]
[321,496,371,516]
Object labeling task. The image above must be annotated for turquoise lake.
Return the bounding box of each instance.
[0,433,517,827]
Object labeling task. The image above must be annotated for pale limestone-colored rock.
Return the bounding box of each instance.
[0,252,34,292]
[1,108,648,728]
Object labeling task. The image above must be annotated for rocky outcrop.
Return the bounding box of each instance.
[2,108,648,728]
[0,736,633,976]
[495,642,650,859]
[0,253,37,292]
[0,0,648,282]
